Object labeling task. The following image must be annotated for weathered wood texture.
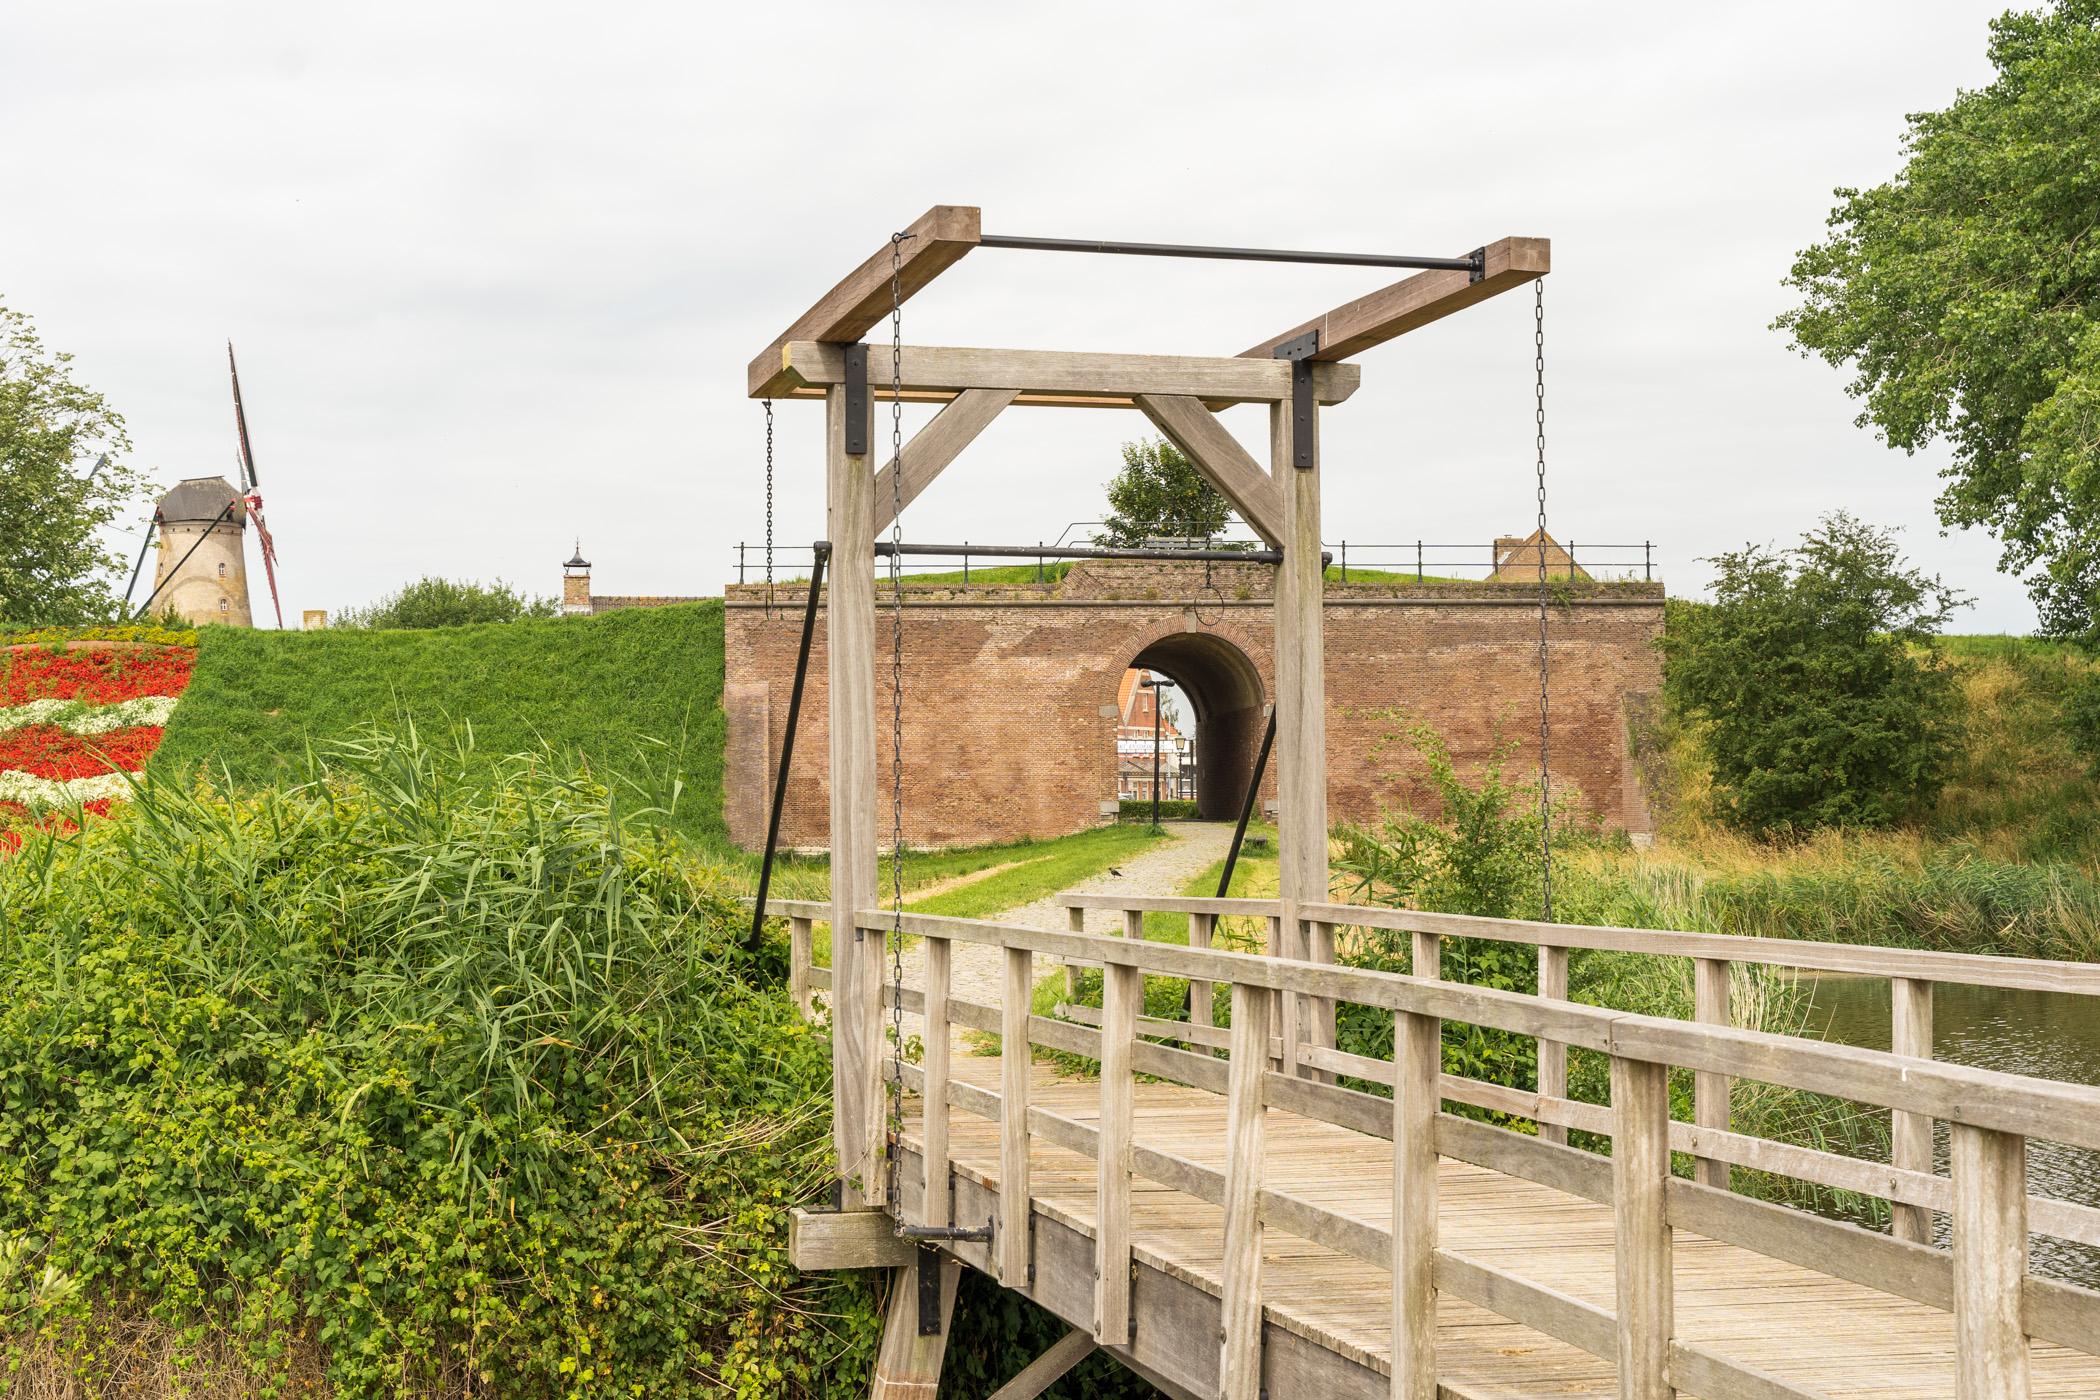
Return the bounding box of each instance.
[871,1253,962,1400]
[773,341,1361,408]
[1096,962,1139,1344]
[871,388,1016,534]
[789,1207,915,1271]
[987,1329,1098,1400]
[1133,393,1284,545]
[1219,983,1273,1400]
[1694,957,1733,1190]
[1892,976,1936,1246]
[749,204,981,398]
[1241,236,1551,362]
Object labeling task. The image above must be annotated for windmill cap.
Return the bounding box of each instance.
[157,476,246,526]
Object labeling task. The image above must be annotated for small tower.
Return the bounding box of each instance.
[562,543,593,615]
[150,477,252,626]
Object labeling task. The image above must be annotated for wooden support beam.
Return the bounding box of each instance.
[1952,1123,2030,1399]
[1000,946,1034,1286]
[1693,958,1732,1190]
[775,342,1361,408]
[1611,1056,1674,1400]
[1219,981,1272,1400]
[987,1329,1097,1400]
[871,1253,963,1400]
[1271,389,1329,1083]
[749,204,981,398]
[1391,1009,1440,1400]
[1537,944,1569,1146]
[921,936,952,1229]
[1240,236,1551,362]
[1096,961,1139,1345]
[872,389,1017,535]
[1891,977,1936,1245]
[1134,394,1285,546]
[789,1207,914,1271]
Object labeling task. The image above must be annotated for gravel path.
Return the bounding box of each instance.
[904,822,1234,1046]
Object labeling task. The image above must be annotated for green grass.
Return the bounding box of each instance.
[902,824,1170,918]
[150,602,728,847]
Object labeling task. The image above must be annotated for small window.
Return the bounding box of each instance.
[217,562,227,578]
[219,597,229,614]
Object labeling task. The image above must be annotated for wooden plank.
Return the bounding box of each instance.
[789,1207,914,1271]
[870,388,1016,534]
[1537,944,1569,1146]
[777,341,1361,407]
[922,937,952,1228]
[1695,957,1733,1190]
[1391,1010,1439,1400]
[1306,919,1337,1084]
[1412,929,1440,982]
[1951,1124,2029,1399]
[871,1253,962,1400]
[1219,982,1272,1400]
[987,1329,1098,1400]
[827,381,883,1207]
[1001,945,1035,1285]
[790,915,814,1020]
[1612,1056,1673,1400]
[1272,389,1328,1091]
[748,204,980,398]
[1189,913,1216,1028]
[1891,976,1936,1245]
[1133,393,1285,545]
[1240,236,1550,362]
[1059,893,1282,917]
[1096,961,1139,1345]
[1066,903,1085,1000]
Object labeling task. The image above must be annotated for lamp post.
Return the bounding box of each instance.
[1140,675,1179,828]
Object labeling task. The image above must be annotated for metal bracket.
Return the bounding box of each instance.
[843,343,870,456]
[1271,330,1319,469]
[1467,246,1487,284]
[916,1244,944,1335]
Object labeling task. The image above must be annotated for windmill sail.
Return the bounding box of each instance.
[227,343,284,627]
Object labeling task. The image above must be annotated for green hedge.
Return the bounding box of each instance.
[1118,796,1198,821]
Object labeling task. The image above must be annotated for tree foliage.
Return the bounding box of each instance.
[1095,436,1231,546]
[1663,513,1967,836]
[1776,1,2100,639]
[0,299,148,625]
[334,575,559,629]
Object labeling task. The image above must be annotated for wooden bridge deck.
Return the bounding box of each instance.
[905,1052,2100,1400]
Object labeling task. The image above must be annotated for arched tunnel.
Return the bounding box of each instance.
[1128,631,1268,822]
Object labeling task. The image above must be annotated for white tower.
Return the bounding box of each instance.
[150,477,252,627]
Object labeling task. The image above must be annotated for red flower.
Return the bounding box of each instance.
[0,725,164,779]
[0,646,194,706]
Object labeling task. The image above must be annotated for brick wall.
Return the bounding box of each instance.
[723,562,1662,850]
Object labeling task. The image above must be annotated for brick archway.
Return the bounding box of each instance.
[1128,631,1266,821]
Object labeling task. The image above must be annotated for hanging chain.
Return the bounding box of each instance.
[1534,278,1554,923]
[764,399,777,616]
[884,232,912,1214]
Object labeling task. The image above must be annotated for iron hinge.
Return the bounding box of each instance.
[1467,246,1487,284]
[843,343,870,456]
[1271,330,1319,468]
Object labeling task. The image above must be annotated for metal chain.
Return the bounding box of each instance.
[1534,279,1553,923]
[884,232,912,1214]
[764,401,777,615]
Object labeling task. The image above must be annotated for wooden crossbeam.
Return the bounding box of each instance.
[748,204,981,399]
[1240,235,1550,361]
[775,342,1360,408]
[872,389,1016,535]
[788,1207,914,1270]
[1133,394,1283,546]
[987,1330,1096,1400]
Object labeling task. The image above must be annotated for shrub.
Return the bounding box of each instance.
[334,576,559,629]
[1117,797,1197,821]
[1662,513,1966,837]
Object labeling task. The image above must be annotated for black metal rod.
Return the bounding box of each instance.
[132,500,237,620]
[980,234,1478,272]
[1217,708,1278,899]
[874,541,1331,566]
[749,546,828,951]
[121,519,158,611]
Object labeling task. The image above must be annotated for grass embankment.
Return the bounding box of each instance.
[151,603,728,847]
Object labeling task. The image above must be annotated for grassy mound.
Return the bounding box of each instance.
[150,604,727,848]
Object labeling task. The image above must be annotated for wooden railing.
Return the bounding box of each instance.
[773,895,2100,1400]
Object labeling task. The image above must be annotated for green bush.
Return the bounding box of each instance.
[1662,513,1966,836]
[1116,797,1197,821]
[333,576,559,630]
[0,731,878,1396]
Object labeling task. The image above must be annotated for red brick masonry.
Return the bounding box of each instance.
[723,562,1662,850]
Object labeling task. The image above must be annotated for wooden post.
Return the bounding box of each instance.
[1268,914,1296,1073]
[1611,1056,1673,1400]
[826,379,882,1208]
[1951,1123,2030,1399]
[870,1254,963,1400]
[1096,961,1139,1344]
[922,936,951,1229]
[1537,944,1568,1145]
[790,915,815,1021]
[1000,946,1034,1286]
[1189,912,1216,1029]
[1391,1008,1440,1400]
[1412,930,1440,982]
[1219,982,1273,1400]
[1065,904,1085,1000]
[1891,977,1936,1245]
[1307,919,1337,1084]
[1693,958,1732,1190]
[1270,396,1328,1084]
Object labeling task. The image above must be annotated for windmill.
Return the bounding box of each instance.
[226,343,285,629]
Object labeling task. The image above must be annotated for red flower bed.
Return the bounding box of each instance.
[0,797,113,856]
[0,646,194,706]
[0,726,164,780]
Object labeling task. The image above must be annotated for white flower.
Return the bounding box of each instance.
[0,695,178,736]
[0,770,137,809]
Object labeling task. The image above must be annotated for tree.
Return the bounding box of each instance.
[1777,2,2100,640]
[0,299,149,624]
[1095,437,1231,546]
[334,576,560,629]
[1662,513,1967,836]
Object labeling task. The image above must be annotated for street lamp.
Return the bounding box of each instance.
[1140,675,1179,828]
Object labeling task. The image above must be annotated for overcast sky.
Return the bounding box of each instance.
[2,1,2039,632]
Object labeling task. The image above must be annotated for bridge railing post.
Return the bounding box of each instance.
[1391,1005,1440,1399]
[1219,980,1272,1400]
[1306,918,1336,1084]
[1611,1053,1674,1400]
[1952,1122,2030,1399]
[922,935,951,1229]
[790,915,814,1021]
[1693,957,1733,1188]
[1268,914,1296,1073]
[1000,947,1034,1286]
[1891,977,1936,1244]
[1188,912,1216,1030]
[1065,905,1085,1001]
[1096,957,1139,1345]
[1536,943,1568,1144]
